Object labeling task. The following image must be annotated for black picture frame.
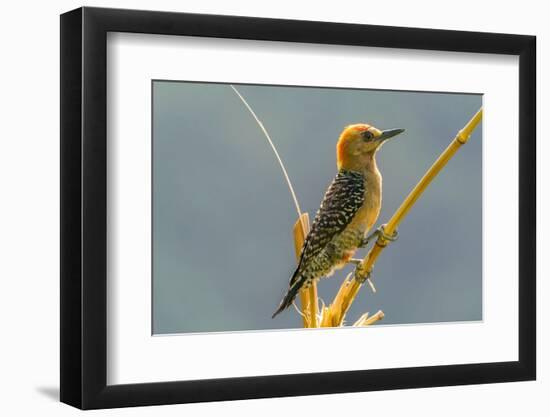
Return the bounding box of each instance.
[60,6,536,410]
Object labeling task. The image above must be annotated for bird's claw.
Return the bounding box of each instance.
[353,264,372,284]
[354,271,370,284]
[360,224,399,247]
[347,259,370,282]
[379,224,399,242]
[353,265,376,292]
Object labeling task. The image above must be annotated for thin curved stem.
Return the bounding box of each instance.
[230,85,302,219]
[231,85,317,326]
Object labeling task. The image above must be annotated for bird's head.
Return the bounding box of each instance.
[336,124,405,170]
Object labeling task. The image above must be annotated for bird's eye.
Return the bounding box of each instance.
[363,130,374,140]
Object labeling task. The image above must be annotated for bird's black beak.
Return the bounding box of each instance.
[378,128,405,142]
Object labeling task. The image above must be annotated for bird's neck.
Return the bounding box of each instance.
[339,151,379,176]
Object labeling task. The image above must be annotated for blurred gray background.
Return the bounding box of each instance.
[152,81,482,335]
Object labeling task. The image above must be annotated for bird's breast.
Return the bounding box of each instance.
[349,169,382,233]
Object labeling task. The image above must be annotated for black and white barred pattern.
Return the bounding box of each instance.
[292,169,365,287]
[272,169,367,318]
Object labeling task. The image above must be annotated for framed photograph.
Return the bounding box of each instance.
[60,6,536,409]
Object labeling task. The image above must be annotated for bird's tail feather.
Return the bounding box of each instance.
[272,269,305,319]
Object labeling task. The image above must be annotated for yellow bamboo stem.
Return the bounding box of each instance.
[320,272,353,327]
[352,312,370,327]
[325,108,483,326]
[293,213,319,327]
[361,310,385,326]
[352,309,385,327]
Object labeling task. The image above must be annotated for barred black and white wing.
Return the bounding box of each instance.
[272,169,365,318]
[298,169,365,272]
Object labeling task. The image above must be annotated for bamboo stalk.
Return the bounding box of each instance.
[352,312,370,327]
[361,310,385,326]
[324,108,483,326]
[320,272,353,327]
[293,213,319,327]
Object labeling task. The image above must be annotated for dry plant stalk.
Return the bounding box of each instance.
[231,85,320,327]
[293,213,318,327]
[353,310,385,327]
[322,108,483,326]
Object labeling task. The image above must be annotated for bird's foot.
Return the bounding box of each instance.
[353,265,372,283]
[353,265,377,292]
[360,224,399,248]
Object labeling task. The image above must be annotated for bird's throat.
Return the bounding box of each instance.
[339,151,379,175]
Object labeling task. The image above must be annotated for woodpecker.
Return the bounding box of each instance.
[272,123,405,318]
